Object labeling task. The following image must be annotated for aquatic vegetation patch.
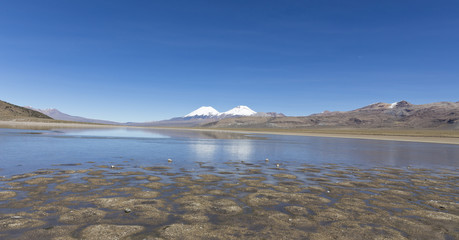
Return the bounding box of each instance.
[0,162,457,239]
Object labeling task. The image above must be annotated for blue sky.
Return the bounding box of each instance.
[1,0,458,122]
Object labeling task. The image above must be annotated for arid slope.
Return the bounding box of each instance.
[0,100,53,121]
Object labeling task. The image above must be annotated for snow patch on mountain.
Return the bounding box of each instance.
[222,105,256,116]
[184,106,220,117]
[389,102,397,109]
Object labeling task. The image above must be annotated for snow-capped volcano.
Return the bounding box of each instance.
[184,106,220,117]
[184,105,257,118]
[222,105,256,116]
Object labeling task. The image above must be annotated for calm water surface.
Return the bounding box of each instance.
[0,127,458,177]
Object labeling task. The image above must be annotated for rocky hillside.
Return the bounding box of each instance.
[0,100,53,121]
[203,101,459,129]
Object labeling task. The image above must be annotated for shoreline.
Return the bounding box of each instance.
[0,120,120,129]
[149,127,459,145]
[210,129,459,145]
[1,120,459,145]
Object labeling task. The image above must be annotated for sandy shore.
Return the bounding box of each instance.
[225,129,459,145]
[1,120,459,145]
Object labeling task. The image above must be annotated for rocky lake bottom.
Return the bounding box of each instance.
[1,160,458,240]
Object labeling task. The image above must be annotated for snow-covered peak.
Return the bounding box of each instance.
[184,106,220,117]
[222,105,256,116]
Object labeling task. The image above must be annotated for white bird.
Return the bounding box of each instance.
[168,158,173,163]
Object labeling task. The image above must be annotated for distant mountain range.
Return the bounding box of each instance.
[2,99,458,129]
[25,107,120,125]
[183,105,285,119]
[17,104,283,127]
[128,106,285,127]
[204,101,459,129]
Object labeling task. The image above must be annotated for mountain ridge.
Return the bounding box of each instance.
[203,101,459,129]
[25,107,119,125]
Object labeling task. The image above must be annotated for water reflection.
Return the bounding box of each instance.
[274,136,459,168]
[51,129,459,167]
[0,128,458,178]
[140,128,261,140]
[223,140,254,161]
[57,128,169,139]
[190,140,217,160]
[189,139,255,162]
[3,127,263,140]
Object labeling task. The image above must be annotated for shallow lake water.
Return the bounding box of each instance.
[1,127,458,177]
[0,128,458,239]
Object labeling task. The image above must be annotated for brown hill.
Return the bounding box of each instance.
[203,101,459,129]
[0,100,53,121]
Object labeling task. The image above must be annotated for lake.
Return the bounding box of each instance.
[0,127,458,239]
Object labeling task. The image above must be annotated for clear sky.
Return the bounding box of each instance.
[1,1,458,122]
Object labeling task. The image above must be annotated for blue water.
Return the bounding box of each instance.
[0,128,458,177]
